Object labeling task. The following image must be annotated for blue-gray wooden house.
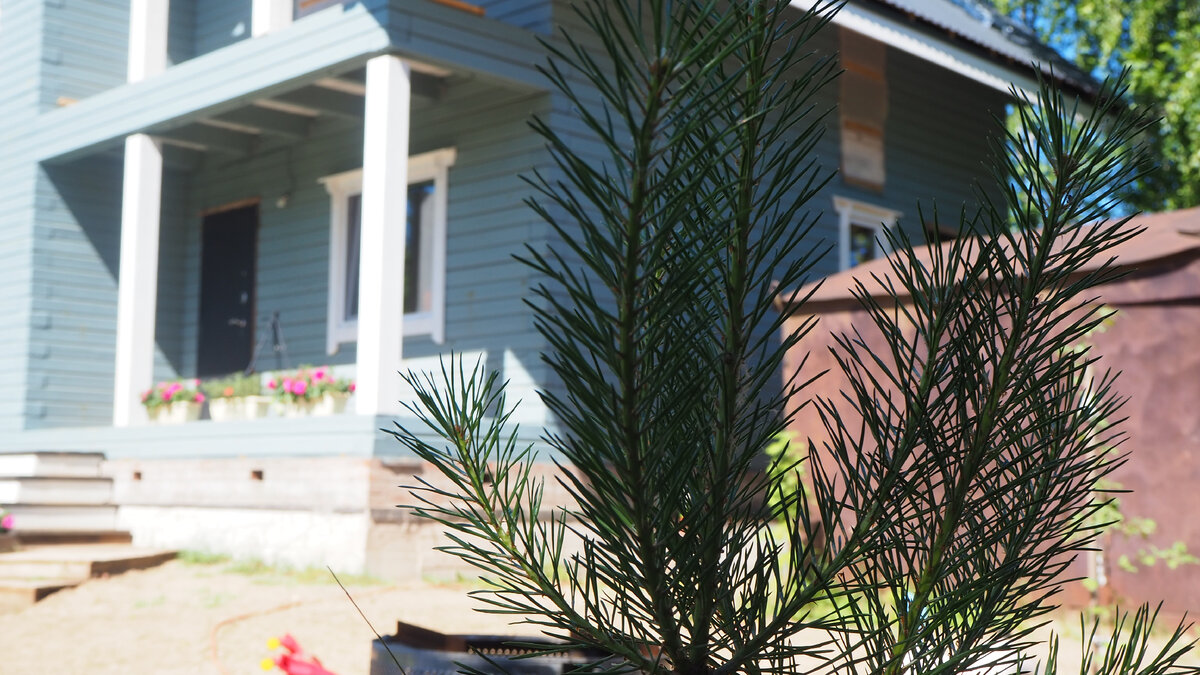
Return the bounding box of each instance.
[0,0,1091,575]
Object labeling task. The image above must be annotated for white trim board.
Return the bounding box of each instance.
[320,147,456,355]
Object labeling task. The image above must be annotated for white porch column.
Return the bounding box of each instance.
[356,55,411,417]
[252,0,292,37]
[113,136,164,426]
[127,0,169,82]
[113,0,169,426]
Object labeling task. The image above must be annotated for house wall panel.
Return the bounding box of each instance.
[0,1,44,431]
[476,0,551,32]
[193,0,252,58]
[39,0,128,108]
[169,0,197,65]
[26,157,191,429]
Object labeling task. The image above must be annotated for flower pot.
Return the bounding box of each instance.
[278,399,317,418]
[311,392,350,416]
[208,395,272,422]
[147,401,202,424]
[0,532,16,553]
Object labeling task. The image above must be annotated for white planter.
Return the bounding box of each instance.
[275,393,350,418]
[208,395,272,422]
[311,392,350,416]
[147,401,202,424]
[277,399,316,418]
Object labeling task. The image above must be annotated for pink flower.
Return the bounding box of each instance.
[267,379,278,390]
[161,390,172,402]
[1,514,13,530]
[313,368,328,381]
[348,383,356,393]
[291,380,307,396]
[195,392,206,403]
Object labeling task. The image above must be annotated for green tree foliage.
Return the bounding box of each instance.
[393,0,1200,672]
[989,0,1200,211]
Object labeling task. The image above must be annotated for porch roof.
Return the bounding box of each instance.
[33,0,546,165]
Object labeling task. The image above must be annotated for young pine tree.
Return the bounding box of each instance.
[392,0,1199,672]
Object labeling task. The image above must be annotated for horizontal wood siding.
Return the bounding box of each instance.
[0,2,43,431]
[26,157,191,429]
[169,0,197,65]
[193,0,252,58]
[39,0,128,108]
[475,0,551,32]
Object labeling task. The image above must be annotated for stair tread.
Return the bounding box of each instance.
[0,577,84,589]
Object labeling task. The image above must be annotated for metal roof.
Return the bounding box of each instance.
[863,0,1098,96]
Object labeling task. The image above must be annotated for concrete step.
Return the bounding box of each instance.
[0,578,82,613]
[0,477,113,505]
[0,544,176,581]
[0,452,104,479]
[0,504,118,532]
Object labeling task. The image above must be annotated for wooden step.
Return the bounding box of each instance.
[0,452,104,479]
[0,477,113,505]
[0,578,81,613]
[0,545,175,580]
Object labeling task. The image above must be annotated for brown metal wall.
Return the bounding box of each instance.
[779,257,1200,613]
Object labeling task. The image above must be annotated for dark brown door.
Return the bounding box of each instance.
[197,205,258,377]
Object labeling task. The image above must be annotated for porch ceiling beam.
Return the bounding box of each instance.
[316,72,446,100]
[154,125,256,156]
[207,106,312,140]
[315,77,367,96]
[269,87,365,119]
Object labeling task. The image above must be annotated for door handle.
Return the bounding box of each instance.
[228,318,248,328]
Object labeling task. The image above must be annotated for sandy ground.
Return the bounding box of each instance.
[0,558,529,675]
[1,556,1197,675]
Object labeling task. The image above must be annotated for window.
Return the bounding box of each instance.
[834,196,901,270]
[322,148,456,354]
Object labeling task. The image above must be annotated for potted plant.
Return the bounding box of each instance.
[267,366,354,417]
[202,372,270,422]
[141,379,205,424]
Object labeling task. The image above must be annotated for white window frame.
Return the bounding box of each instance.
[322,147,456,354]
[834,196,901,271]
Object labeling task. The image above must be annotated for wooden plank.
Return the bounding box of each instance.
[156,124,256,156]
[207,106,313,140]
[271,86,365,119]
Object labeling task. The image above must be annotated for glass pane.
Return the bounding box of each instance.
[406,181,435,314]
[344,194,361,320]
[849,223,878,267]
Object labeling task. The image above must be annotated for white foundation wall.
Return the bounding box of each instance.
[119,504,370,573]
[101,455,581,580]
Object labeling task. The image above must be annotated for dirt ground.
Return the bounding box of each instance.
[1,556,1197,674]
[0,558,530,675]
